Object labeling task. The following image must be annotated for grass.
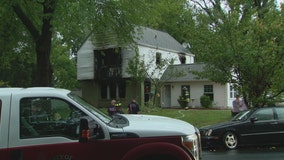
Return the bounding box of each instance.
[141,107,232,128]
[102,106,233,128]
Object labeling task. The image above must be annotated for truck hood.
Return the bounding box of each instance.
[115,114,196,137]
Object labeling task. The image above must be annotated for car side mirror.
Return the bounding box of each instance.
[250,117,258,123]
[79,118,89,143]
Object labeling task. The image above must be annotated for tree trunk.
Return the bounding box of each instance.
[34,0,55,87]
[12,0,55,87]
[35,38,52,87]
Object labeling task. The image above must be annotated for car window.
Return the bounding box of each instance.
[0,99,2,124]
[254,108,274,121]
[20,97,88,139]
[275,108,284,121]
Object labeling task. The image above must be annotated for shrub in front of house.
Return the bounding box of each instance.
[200,95,212,108]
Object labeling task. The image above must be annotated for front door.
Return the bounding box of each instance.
[164,85,171,108]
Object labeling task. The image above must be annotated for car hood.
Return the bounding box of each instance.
[117,114,197,137]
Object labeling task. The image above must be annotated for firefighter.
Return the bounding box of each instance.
[115,100,124,114]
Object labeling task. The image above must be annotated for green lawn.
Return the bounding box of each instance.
[102,106,232,128]
[141,107,232,128]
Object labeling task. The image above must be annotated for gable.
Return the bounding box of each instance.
[77,39,95,80]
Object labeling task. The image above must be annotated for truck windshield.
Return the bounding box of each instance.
[68,93,111,124]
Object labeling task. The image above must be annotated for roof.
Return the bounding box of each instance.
[77,27,192,55]
[160,63,208,82]
[134,27,192,55]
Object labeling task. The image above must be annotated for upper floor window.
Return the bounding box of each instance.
[156,52,161,65]
[204,85,214,101]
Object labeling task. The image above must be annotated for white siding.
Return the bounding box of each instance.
[161,81,228,108]
[121,48,135,78]
[138,45,194,79]
[77,39,94,80]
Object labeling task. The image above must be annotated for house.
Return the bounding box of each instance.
[160,63,235,109]
[76,27,194,108]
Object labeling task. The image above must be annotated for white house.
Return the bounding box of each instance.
[76,26,236,109]
[160,63,237,109]
[76,27,194,107]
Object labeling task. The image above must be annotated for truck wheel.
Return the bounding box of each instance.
[223,131,238,149]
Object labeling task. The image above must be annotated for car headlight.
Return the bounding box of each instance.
[205,129,213,136]
[182,132,201,160]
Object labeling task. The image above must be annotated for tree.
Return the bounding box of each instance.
[189,0,284,107]
[144,0,195,43]
[127,52,185,107]
[1,0,149,87]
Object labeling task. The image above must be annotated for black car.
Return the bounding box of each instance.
[199,106,284,150]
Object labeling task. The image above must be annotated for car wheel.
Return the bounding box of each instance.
[223,132,238,149]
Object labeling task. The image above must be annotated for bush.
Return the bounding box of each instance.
[200,95,212,108]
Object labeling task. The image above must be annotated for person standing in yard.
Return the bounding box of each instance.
[232,95,247,116]
[127,97,140,114]
[107,99,117,116]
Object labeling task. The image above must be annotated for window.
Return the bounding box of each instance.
[254,108,274,121]
[0,100,2,123]
[181,85,190,98]
[204,85,213,101]
[101,80,126,99]
[179,53,186,64]
[156,52,161,65]
[275,108,284,121]
[230,85,238,98]
[20,97,88,139]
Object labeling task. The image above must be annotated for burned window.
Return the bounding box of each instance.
[156,52,161,65]
[179,53,186,64]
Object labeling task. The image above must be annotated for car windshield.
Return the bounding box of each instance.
[232,110,252,121]
[68,92,112,124]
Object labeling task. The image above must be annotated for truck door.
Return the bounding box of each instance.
[8,95,108,160]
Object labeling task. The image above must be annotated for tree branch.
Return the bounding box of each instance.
[12,3,40,41]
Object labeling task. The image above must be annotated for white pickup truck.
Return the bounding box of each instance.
[0,87,201,160]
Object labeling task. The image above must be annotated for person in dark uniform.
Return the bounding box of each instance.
[127,97,140,114]
[107,100,117,116]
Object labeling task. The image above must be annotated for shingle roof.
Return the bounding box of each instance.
[135,27,192,55]
[160,63,207,82]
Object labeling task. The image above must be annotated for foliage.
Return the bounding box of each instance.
[0,81,10,87]
[126,52,185,107]
[189,0,284,107]
[0,0,151,87]
[200,95,212,108]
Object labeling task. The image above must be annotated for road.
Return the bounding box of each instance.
[202,147,284,160]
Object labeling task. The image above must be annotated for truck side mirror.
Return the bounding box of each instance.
[79,118,89,143]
